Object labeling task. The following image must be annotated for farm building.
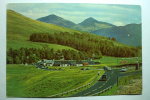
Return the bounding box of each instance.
[37,59,97,67]
[40,59,54,66]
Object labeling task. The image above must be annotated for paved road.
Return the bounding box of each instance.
[72,69,142,97]
[34,63,142,97]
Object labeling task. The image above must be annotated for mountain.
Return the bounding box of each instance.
[92,24,142,46]
[79,17,114,27]
[71,17,115,32]
[37,15,115,32]
[79,17,100,26]
[37,14,76,28]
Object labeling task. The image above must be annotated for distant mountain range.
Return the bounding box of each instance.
[92,24,142,46]
[37,14,142,46]
[37,15,114,32]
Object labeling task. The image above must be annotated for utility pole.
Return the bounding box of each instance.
[135,57,139,70]
[117,74,119,86]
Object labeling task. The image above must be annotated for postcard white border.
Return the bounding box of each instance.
[0,0,150,100]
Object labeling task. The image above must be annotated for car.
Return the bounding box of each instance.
[120,67,127,72]
[98,74,107,81]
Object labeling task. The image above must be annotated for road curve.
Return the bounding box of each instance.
[71,69,142,97]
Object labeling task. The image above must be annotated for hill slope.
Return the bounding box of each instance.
[37,14,76,28]
[7,10,140,58]
[92,24,142,46]
[7,10,80,51]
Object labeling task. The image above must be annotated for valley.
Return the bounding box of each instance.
[6,6,142,98]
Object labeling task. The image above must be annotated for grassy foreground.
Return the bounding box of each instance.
[7,64,104,97]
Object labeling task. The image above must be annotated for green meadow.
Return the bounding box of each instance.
[7,40,78,51]
[7,64,104,97]
[93,56,142,67]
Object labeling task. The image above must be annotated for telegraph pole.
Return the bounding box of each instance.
[117,74,119,86]
[135,57,139,70]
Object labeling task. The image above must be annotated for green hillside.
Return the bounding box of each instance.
[7,10,80,51]
[7,10,140,61]
[7,40,77,51]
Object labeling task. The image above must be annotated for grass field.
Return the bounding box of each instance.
[7,64,104,97]
[7,40,78,51]
[93,56,142,67]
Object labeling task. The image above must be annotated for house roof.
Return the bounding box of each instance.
[43,60,54,63]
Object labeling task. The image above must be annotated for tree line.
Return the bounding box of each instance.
[29,32,139,57]
[7,47,101,64]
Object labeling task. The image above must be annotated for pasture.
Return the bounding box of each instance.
[93,56,142,67]
[7,64,104,97]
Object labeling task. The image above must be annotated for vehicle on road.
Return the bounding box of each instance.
[120,67,127,72]
[98,74,107,81]
[103,66,112,71]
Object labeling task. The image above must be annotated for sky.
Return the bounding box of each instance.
[7,3,141,26]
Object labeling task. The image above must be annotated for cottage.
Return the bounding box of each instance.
[76,61,83,66]
[60,61,70,67]
[38,59,54,66]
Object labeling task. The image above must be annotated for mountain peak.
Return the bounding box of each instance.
[37,14,76,28]
[46,14,61,19]
[79,17,99,26]
[84,17,99,22]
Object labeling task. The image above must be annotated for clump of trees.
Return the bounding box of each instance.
[7,47,101,64]
[29,32,139,57]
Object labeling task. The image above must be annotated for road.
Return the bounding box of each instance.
[72,69,142,97]
[34,63,142,97]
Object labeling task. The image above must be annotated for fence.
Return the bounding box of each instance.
[48,75,99,97]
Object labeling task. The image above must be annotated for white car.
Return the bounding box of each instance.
[120,67,127,72]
